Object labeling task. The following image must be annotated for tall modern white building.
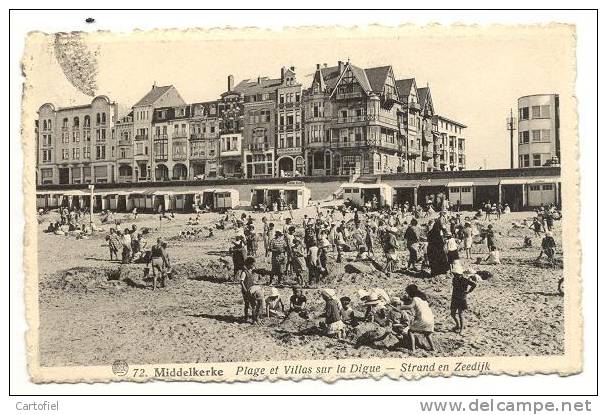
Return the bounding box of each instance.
[517,94,560,168]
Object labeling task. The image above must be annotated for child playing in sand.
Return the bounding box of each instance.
[266,287,285,318]
[290,238,307,287]
[463,222,473,259]
[320,288,345,339]
[445,231,460,267]
[239,257,257,322]
[538,231,557,266]
[289,287,308,318]
[477,246,501,265]
[401,284,435,352]
[450,263,478,334]
[248,285,265,324]
[340,297,355,324]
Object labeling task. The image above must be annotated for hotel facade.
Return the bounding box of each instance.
[36,61,469,185]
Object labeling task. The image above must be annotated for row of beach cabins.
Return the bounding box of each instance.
[36,170,561,213]
[36,184,313,213]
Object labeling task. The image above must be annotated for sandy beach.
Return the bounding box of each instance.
[36,206,564,367]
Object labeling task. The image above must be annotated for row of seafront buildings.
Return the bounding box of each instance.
[35,60,469,186]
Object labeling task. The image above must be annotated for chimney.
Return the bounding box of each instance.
[281,67,286,82]
[323,63,328,68]
[257,76,261,85]
[290,66,295,72]
[316,63,320,70]
[338,60,344,74]
[152,81,157,89]
[227,75,234,92]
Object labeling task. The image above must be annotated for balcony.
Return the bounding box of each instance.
[335,91,364,100]
[276,146,303,156]
[117,154,132,163]
[334,115,368,125]
[154,154,169,162]
[375,140,399,151]
[173,153,188,161]
[135,134,149,141]
[118,138,132,146]
[306,140,330,149]
[330,139,367,149]
[248,143,271,152]
[154,134,168,140]
[277,102,299,109]
[407,147,421,158]
[276,124,301,133]
[190,132,218,140]
[134,153,149,161]
[406,102,421,111]
[173,131,188,139]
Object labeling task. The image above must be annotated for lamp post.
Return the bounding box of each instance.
[88,184,94,232]
[506,108,517,169]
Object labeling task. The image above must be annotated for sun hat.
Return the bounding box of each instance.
[269,287,279,298]
[452,261,465,275]
[357,289,370,300]
[320,288,337,300]
[364,293,380,305]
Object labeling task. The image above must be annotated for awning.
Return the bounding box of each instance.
[447,181,474,187]
[500,178,528,185]
[501,177,560,185]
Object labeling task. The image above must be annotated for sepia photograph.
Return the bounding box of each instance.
[19,21,582,383]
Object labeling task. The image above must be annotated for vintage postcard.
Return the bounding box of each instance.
[21,23,581,383]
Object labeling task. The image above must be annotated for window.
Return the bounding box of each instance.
[73,117,79,128]
[83,115,90,128]
[41,168,53,180]
[83,147,90,159]
[519,107,529,120]
[542,184,554,191]
[96,113,101,125]
[96,145,106,160]
[519,154,530,167]
[42,149,52,163]
[540,105,550,118]
[62,149,69,160]
[72,148,80,159]
[531,106,541,118]
[101,112,106,124]
[461,187,471,193]
[519,131,529,144]
[529,184,541,191]
[542,129,551,141]
[532,130,541,142]
[533,154,542,166]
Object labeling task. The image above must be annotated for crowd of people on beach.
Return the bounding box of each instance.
[225,199,562,350]
[39,195,562,351]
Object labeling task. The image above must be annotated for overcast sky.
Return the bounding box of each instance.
[22,24,576,169]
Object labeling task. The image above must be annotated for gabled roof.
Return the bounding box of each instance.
[329,62,373,99]
[364,66,392,94]
[233,77,282,95]
[348,64,372,93]
[396,78,416,99]
[417,87,431,108]
[134,85,174,107]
